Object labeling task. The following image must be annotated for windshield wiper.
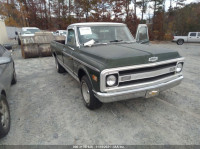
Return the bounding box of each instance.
[110,39,123,43]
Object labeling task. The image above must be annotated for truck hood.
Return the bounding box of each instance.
[79,43,181,70]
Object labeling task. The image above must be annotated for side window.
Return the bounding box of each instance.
[198,33,200,37]
[67,29,76,46]
[190,33,196,37]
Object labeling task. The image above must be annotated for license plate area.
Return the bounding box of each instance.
[145,90,159,98]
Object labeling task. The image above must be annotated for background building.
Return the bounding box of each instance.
[0,20,8,44]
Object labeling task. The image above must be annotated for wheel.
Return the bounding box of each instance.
[81,75,102,110]
[177,39,184,45]
[0,94,10,139]
[55,57,66,73]
[18,38,21,45]
[11,70,17,85]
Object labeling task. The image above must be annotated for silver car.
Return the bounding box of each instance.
[0,44,17,138]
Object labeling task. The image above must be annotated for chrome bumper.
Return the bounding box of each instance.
[93,75,183,103]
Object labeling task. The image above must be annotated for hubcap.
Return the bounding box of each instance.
[81,82,90,104]
[0,100,9,129]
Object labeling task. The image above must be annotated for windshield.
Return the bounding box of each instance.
[22,29,41,35]
[77,26,134,45]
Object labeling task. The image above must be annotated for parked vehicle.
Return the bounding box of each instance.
[51,22,184,110]
[173,32,200,45]
[55,30,67,37]
[0,44,17,138]
[15,27,41,45]
[2,44,12,51]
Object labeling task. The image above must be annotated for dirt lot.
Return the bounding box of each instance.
[0,42,200,145]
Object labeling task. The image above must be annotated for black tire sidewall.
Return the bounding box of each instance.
[55,57,66,73]
[18,38,21,45]
[81,76,102,110]
[11,70,17,85]
[0,95,10,139]
[81,78,91,106]
[177,39,183,45]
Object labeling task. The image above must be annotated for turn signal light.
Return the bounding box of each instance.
[92,75,98,82]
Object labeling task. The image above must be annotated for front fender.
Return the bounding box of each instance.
[77,64,101,92]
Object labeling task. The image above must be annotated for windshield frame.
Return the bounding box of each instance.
[75,24,135,47]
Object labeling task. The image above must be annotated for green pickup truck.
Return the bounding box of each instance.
[51,22,184,110]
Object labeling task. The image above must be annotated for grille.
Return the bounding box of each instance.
[119,72,175,87]
[119,62,177,76]
[118,62,177,86]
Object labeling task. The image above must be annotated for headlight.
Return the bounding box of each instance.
[106,75,117,86]
[176,63,183,73]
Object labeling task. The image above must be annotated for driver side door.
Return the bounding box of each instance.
[63,29,76,73]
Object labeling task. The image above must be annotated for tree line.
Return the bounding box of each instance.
[0,0,200,40]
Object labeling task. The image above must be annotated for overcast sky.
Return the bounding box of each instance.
[130,0,199,19]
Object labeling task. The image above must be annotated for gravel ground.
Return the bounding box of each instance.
[0,42,200,145]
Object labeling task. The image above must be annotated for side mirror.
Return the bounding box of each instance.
[135,24,149,44]
[3,44,12,50]
[0,57,11,65]
[15,31,18,35]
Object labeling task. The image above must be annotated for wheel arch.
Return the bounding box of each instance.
[78,66,94,89]
[177,38,185,42]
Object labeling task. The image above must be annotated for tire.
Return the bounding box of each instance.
[18,38,21,45]
[0,94,10,139]
[81,75,102,110]
[177,39,184,45]
[11,70,17,85]
[55,57,66,73]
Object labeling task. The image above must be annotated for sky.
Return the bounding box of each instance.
[131,0,199,19]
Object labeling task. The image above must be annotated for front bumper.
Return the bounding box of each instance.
[93,75,183,103]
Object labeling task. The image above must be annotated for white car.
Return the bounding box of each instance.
[16,27,41,45]
[55,30,67,37]
[173,32,200,45]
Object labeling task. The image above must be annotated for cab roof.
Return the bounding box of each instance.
[22,27,39,30]
[68,22,126,28]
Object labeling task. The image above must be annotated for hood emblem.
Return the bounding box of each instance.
[149,57,158,62]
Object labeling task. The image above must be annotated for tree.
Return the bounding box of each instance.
[174,0,186,8]
[111,0,124,22]
[75,0,96,22]
[136,0,149,22]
